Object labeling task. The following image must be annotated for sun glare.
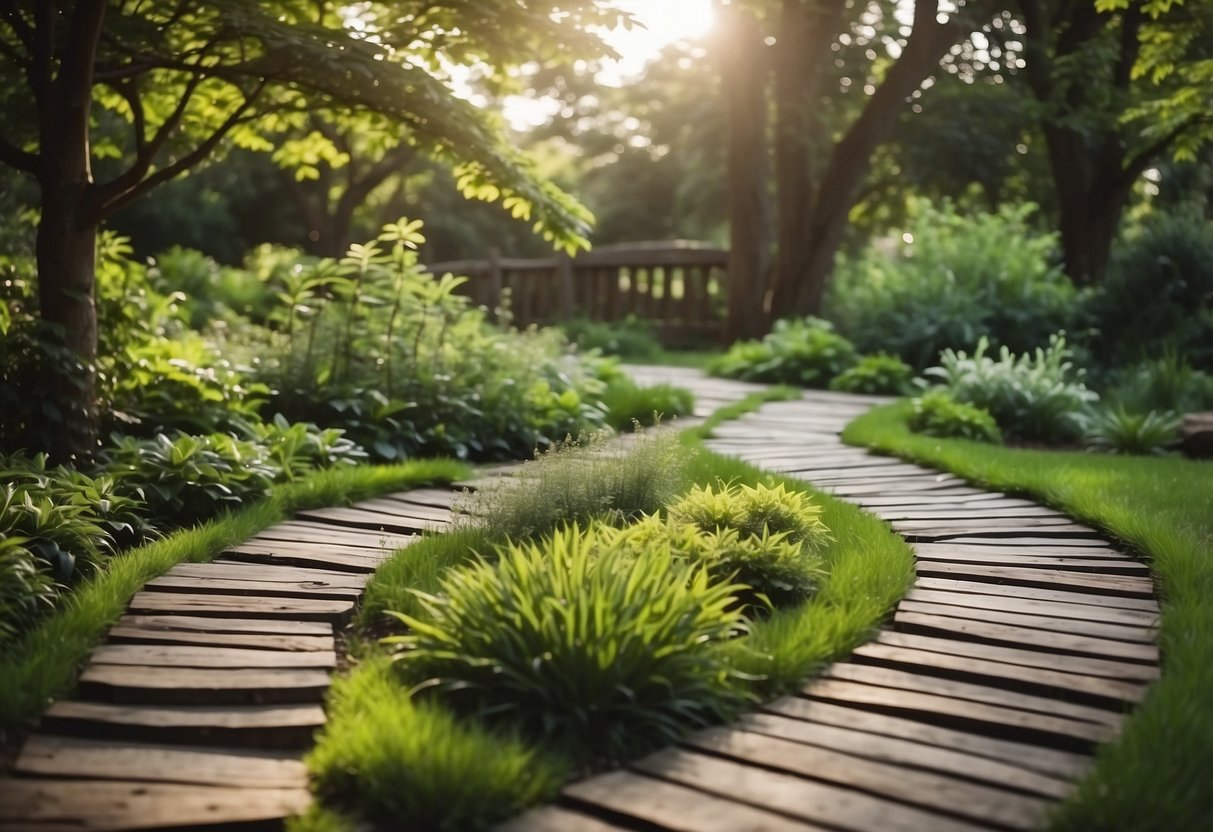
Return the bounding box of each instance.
[603,0,717,80]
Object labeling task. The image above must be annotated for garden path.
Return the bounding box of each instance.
[0,368,1160,831]
[503,366,1160,832]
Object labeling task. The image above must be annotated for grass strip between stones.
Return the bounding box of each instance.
[843,400,1213,832]
[0,458,469,744]
[301,391,914,831]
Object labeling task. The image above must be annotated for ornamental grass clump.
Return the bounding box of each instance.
[385,523,750,764]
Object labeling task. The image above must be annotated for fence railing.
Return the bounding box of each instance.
[423,241,727,345]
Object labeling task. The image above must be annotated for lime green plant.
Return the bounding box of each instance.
[908,389,1002,443]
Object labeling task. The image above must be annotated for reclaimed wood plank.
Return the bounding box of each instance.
[144,574,363,601]
[295,505,444,533]
[824,663,1123,727]
[497,806,638,832]
[736,711,1071,799]
[268,518,415,543]
[79,665,332,706]
[229,537,388,560]
[763,697,1090,780]
[222,544,381,573]
[905,524,1104,541]
[915,577,1160,612]
[165,561,367,586]
[41,701,325,748]
[897,599,1156,644]
[912,548,1147,574]
[631,747,980,832]
[90,644,337,670]
[116,614,331,637]
[16,736,307,789]
[913,562,1154,597]
[875,630,1160,681]
[127,592,355,624]
[107,625,332,652]
[379,487,462,508]
[561,769,821,832]
[342,497,453,523]
[804,679,1113,748]
[850,641,1149,704]
[930,535,1114,548]
[894,611,1161,664]
[874,506,1069,521]
[905,588,1160,628]
[684,726,1047,830]
[0,780,309,831]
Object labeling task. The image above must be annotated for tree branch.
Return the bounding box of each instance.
[1120,116,1209,187]
[0,130,37,173]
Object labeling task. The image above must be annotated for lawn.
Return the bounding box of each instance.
[844,401,1213,832]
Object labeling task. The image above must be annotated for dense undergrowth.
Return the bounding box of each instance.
[845,402,1213,832]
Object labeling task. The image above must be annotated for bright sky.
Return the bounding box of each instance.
[502,0,716,129]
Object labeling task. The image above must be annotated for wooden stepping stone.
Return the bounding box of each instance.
[228,537,389,561]
[915,577,1160,613]
[107,624,333,652]
[117,614,332,636]
[0,779,310,831]
[79,665,332,706]
[896,599,1156,644]
[41,701,325,748]
[761,697,1091,780]
[144,573,363,601]
[735,711,1071,799]
[914,561,1155,598]
[904,587,1160,627]
[262,519,416,545]
[342,497,453,523]
[380,487,462,508]
[127,591,355,624]
[89,644,337,670]
[223,542,383,573]
[166,560,368,586]
[16,735,308,789]
[296,505,447,533]
[683,725,1049,830]
[631,747,981,832]
[912,546,1147,574]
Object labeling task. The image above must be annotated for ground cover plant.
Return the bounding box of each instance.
[0,458,467,743]
[304,396,914,831]
[844,403,1213,832]
[708,316,858,387]
[599,375,696,429]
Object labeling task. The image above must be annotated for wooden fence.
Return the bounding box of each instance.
[422,241,727,345]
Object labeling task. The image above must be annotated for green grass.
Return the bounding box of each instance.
[844,400,1213,832]
[308,390,913,829]
[0,459,468,744]
[601,377,696,429]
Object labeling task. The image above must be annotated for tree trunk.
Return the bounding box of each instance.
[718,5,772,343]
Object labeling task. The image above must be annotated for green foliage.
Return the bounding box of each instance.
[385,523,750,764]
[829,353,916,395]
[709,317,857,387]
[1085,406,1181,456]
[601,377,696,430]
[0,536,56,643]
[306,655,569,832]
[827,202,1079,370]
[907,389,1003,444]
[234,415,367,481]
[1105,351,1213,414]
[459,427,687,541]
[149,246,275,327]
[560,315,663,360]
[253,220,609,461]
[1091,211,1213,368]
[926,334,1099,444]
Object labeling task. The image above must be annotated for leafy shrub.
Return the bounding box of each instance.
[1105,351,1213,415]
[458,427,687,541]
[907,389,1003,443]
[709,317,857,387]
[1091,211,1213,368]
[1085,407,1180,456]
[99,432,279,527]
[601,377,695,429]
[149,246,274,327]
[234,415,367,480]
[0,536,56,642]
[827,201,1079,370]
[829,353,916,395]
[385,523,749,763]
[926,334,1099,443]
[560,315,662,360]
[668,481,829,546]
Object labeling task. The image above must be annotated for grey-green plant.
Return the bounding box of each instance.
[907,389,1003,444]
[384,523,751,763]
[1085,406,1181,456]
[925,333,1098,443]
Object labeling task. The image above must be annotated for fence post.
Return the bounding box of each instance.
[488,247,503,318]
[557,253,575,319]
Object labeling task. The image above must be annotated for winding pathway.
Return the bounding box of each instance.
[0,367,1160,831]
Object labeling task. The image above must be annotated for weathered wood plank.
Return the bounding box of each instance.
[850,641,1149,704]
[16,736,308,789]
[914,562,1154,597]
[79,665,331,706]
[107,625,333,653]
[804,678,1114,748]
[127,592,355,624]
[912,547,1147,574]
[875,630,1160,681]
[895,611,1161,664]
[379,487,462,508]
[144,574,363,601]
[736,711,1071,799]
[295,505,444,533]
[631,747,980,832]
[897,599,1157,644]
[763,697,1090,780]
[342,497,453,523]
[904,588,1160,628]
[498,805,638,832]
[41,701,325,748]
[915,577,1160,612]
[117,614,331,637]
[228,537,389,560]
[561,769,821,832]
[684,726,1048,830]
[165,561,367,586]
[905,524,1104,541]
[90,644,337,670]
[0,780,310,831]
[221,545,381,573]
